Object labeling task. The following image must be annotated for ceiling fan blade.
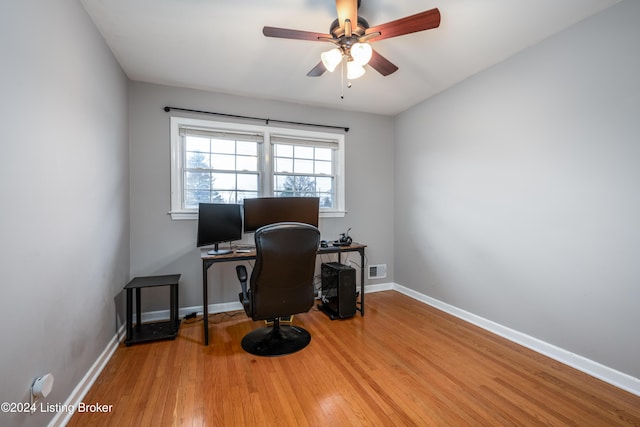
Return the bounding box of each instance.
[263,26,332,41]
[365,8,441,42]
[307,61,327,77]
[368,49,398,76]
[336,0,358,30]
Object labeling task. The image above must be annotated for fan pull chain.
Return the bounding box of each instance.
[339,57,353,100]
[340,57,345,99]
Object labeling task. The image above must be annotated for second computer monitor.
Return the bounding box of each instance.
[243,197,319,232]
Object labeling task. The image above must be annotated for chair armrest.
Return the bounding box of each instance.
[236,265,249,305]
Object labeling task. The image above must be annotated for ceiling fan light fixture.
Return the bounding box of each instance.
[347,61,365,80]
[350,42,372,66]
[264,6,441,80]
[321,48,343,72]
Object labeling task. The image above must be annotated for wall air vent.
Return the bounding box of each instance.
[367,264,387,280]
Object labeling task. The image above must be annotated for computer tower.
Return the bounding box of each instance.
[320,262,356,319]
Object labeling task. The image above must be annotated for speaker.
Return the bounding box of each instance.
[320,262,356,319]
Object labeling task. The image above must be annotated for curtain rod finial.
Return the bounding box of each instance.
[164,106,171,112]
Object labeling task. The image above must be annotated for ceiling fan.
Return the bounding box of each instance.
[263,0,441,80]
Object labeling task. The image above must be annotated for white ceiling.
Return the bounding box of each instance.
[81,0,619,116]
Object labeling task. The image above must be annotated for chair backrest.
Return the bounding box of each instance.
[250,222,321,320]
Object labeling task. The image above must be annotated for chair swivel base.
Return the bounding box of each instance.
[241,325,311,356]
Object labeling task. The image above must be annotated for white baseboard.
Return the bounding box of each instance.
[140,283,393,323]
[363,282,394,293]
[140,301,243,323]
[48,323,125,427]
[391,282,640,397]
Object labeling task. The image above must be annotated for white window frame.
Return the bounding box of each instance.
[170,116,346,220]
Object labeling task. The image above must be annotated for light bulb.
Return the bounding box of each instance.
[347,61,365,80]
[351,43,372,66]
[320,48,343,73]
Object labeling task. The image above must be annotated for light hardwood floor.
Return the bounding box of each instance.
[67,291,640,426]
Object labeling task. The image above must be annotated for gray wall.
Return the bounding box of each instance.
[128,82,394,311]
[0,1,129,426]
[394,0,640,379]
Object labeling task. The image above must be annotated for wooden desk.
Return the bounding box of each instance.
[200,243,366,345]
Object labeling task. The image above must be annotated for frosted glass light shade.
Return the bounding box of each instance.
[351,43,372,66]
[321,48,342,72]
[347,61,365,80]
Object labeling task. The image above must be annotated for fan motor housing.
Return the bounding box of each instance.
[329,16,369,39]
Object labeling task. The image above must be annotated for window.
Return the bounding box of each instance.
[170,117,345,220]
[272,135,338,209]
[182,128,261,207]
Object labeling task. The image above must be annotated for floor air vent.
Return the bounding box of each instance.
[367,264,387,280]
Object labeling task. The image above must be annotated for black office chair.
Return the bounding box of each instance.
[236,222,321,356]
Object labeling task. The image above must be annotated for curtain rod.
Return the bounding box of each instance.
[163,106,349,132]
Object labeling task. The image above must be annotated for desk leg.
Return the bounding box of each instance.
[170,283,177,333]
[360,248,365,316]
[203,261,210,345]
[175,283,179,330]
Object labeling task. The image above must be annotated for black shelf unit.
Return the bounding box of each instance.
[124,274,181,346]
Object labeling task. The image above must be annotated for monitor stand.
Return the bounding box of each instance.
[207,243,232,255]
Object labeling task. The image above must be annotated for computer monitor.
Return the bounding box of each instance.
[197,203,242,255]
[243,197,320,232]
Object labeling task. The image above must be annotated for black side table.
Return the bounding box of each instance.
[124,274,181,346]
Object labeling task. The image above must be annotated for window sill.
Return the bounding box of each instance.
[168,211,198,221]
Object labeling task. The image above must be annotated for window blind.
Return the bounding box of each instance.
[270,134,339,149]
[179,127,263,143]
